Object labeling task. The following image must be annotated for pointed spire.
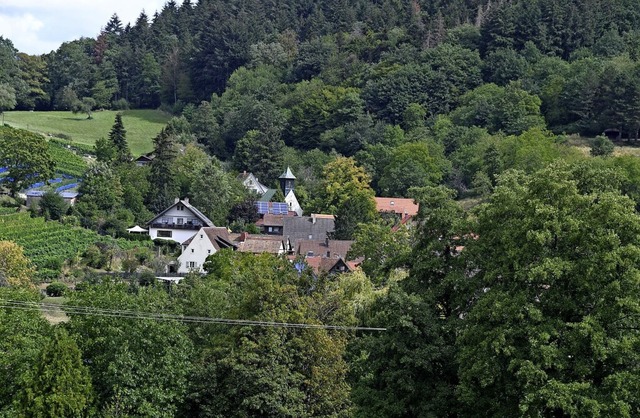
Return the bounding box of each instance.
[279,167,296,180]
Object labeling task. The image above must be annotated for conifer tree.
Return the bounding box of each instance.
[108,113,131,163]
[148,127,179,212]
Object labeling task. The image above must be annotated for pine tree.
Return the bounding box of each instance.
[148,127,179,212]
[108,113,131,163]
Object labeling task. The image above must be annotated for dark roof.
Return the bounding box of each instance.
[147,199,215,227]
[296,239,354,259]
[283,215,335,246]
[258,189,277,202]
[135,154,154,162]
[182,227,235,250]
[279,167,296,180]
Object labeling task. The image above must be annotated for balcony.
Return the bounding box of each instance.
[149,222,202,230]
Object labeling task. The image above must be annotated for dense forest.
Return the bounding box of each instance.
[1,0,640,416]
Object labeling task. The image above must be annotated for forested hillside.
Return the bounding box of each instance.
[3,0,640,138]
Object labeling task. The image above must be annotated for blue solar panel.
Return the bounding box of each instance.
[255,201,269,214]
[273,202,288,215]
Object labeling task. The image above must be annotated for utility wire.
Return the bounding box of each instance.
[0,299,386,332]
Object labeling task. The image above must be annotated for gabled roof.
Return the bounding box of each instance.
[282,215,335,246]
[304,257,355,275]
[296,239,354,259]
[135,154,154,162]
[237,235,287,254]
[279,167,296,180]
[181,227,235,250]
[258,189,277,202]
[374,197,419,217]
[257,214,285,227]
[237,171,269,195]
[147,198,214,227]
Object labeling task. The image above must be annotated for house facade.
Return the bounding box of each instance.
[147,198,215,244]
[238,171,269,195]
[177,226,235,273]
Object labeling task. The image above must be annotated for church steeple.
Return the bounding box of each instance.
[279,167,296,196]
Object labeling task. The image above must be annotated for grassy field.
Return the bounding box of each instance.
[3,109,171,156]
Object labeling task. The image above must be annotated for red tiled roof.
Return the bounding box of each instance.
[374,197,419,217]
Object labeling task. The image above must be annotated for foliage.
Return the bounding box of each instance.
[0,126,55,196]
[0,287,51,415]
[0,240,35,288]
[590,134,615,157]
[45,282,68,297]
[67,281,194,417]
[47,141,87,177]
[108,112,131,163]
[38,191,68,221]
[15,328,93,418]
[184,251,355,417]
[313,157,375,214]
[0,212,147,281]
[147,127,179,213]
[458,163,640,416]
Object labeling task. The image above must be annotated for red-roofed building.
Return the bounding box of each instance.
[374,197,419,220]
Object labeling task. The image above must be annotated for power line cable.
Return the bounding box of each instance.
[0,299,386,332]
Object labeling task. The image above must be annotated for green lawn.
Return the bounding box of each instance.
[3,109,171,156]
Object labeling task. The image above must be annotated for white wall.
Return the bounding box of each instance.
[148,228,196,244]
[177,228,217,273]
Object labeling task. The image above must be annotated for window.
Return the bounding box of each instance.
[177,204,185,211]
[188,261,196,268]
[200,234,203,239]
[177,218,183,225]
[158,230,172,238]
[191,249,194,253]
[268,227,273,232]
[207,250,211,254]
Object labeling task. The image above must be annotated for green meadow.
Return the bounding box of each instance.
[3,109,171,156]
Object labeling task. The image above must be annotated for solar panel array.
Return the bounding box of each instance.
[255,201,289,215]
[272,202,289,215]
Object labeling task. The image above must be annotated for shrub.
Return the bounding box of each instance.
[112,98,130,110]
[138,271,157,287]
[46,281,68,297]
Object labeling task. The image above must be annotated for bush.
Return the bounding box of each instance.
[138,271,157,287]
[74,281,88,292]
[46,282,68,297]
[112,98,130,110]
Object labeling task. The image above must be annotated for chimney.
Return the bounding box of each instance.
[184,197,189,204]
[174,197,180,204]
[312,214,316,224]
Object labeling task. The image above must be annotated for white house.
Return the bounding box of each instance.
[238,171,269,195]
[285,189,303,217]
[147,198,214,244]
[177,226,235,273]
